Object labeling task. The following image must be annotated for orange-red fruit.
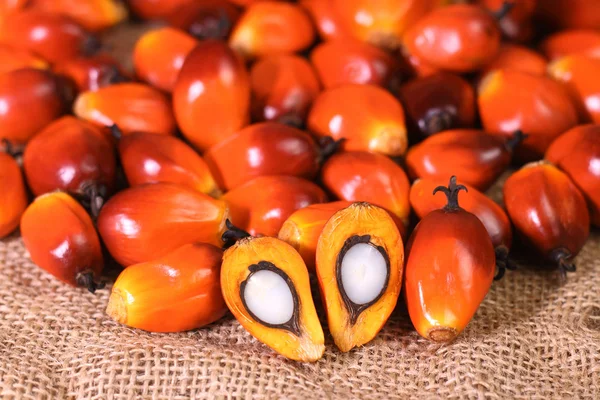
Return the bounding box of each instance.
[250,55,320,126]
[29,0,128,32]
[478,0,536,42]
[98,183,229,266]
[504,162,590,273]
[21,192,103,290]
[311,39,402,90]
[0,152,27,238]
[229,1,315,59]
[332,0,435,50]
[74,83,176,136]
[0,0,27,22]
[403,4,501,73]
[398,72,476,139]
[223,176,327,237]
[535,0,600,30]
[404,177,495,342]
[128,0,191,20]
[406,129,518,191]
[204,123,320,191]
[480,43,547,77]
[478,69,578,162]
[117,131,220,197]
[0,68,67,144]
[166,0,240,41]
[54,54,125,92]
[548,55,600,124]
[539,30,600,62]
[320,151,411,225]
[23,116,116,197]
[133,27,198,93]
[308,84,408,157]
[0,44,48,74]
[300,0,349,41]
[173,40,250,151]
[107,243,227,332]
[546,124,600,226]
[0,11,98,64]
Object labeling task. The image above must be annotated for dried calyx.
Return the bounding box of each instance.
[221,219,251,249]
[504,129,528,152]
[317,136,345,164]
[550,248,577,279]
[75,181,107,219]
[491,1,515,21]
[1,138,24,158]
[75,270,105,294]
[494,245,517,281]
[433,176,467,211]
[422,108,453,136]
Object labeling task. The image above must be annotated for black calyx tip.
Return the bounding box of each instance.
[492,1,515,21]
[82,35,102,57]
[494,246,517,281]
[422,108,453,136]
[432,176,467,211]
[79,182,107,220]
[110,124,123,140]
[504,130,528,152]
[1,138,23,158]
[76,271,105,294]
[551,248,576,281]
[318,136,345,163]
[221,219,251,249]
[104,65,129,86]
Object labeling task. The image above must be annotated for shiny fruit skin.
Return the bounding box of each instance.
[74,83,176,136]
[403,4,501,73]
[223,176,327,237]
[535,0,600,30]
[480,43,547,77]
[478,0,537,42]
[23,116,116,197]
[29,0,128,32]
[0,0,27,23]
[204,122,320,191]
[118,132,220,197]
[404,199,495,342]
[128,0,191,20]
[308,84,408,157]
[97,183,229,266]
[478,69,579,162]
[546,124,600,226]
[0,44,48,74]
[54,53,124,92]
[406,129,513,191]
[133,27,198,93]
[166,0,240,41]
[310,39,402,90]
[106,243,227,332]
[229,1,315,59]
[503,162,590,269]
[300,0,349,41]
[410,178,512,251]
[332,0,435,50]
[539,29,600,61]
[0,153,27,238]
[0,10,98,64]
[0,68,67,144]
[173,40,250,151]
[548,55,600,124]
[320,151,411,225]
[398,72,476,139]
[20,192,104,287]
[249,55,321,125]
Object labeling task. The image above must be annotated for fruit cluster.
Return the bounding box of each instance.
[0,0,599,362]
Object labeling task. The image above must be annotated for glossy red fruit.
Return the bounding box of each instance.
[310,39,402,90]
[535,0,600,30]
[54,54,125,92]
[97,183,229,266]
[320,151,411,225]
[116,129,220,197]
[539,29,600,61]
[223,176,327,237]
[478,0,537,42]
[546,124,600,226]
[300,0,349,41]
[128,0,191,20]
[0,68,68,144]
[28,0,128,32]
[308,84,408,157]
[204,123,322,191]
[23,116,116,203]
[398,72,476,139]
[166,0,240,41]
[21,192,104,291]
[480,43,547,77]
[0,43,48,74]
[548,55,600,124]
[406,129,523,191]
[0,11,99,64]
[478,69,579,162]
[403,4,502,73]
[0,152,27,238]
[504,162,590,275]
[250,55,321,126]
[404,176,495,342]
[173,40,250,151]
[229,1,315,59]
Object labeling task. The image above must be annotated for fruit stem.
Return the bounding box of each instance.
[222,219,251,249]
[491,1,515,21]
[75,271,105,294]
[504,130,528,152]
[433,176,467,211]
[494,245,517,280]
[318,137,345,164]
